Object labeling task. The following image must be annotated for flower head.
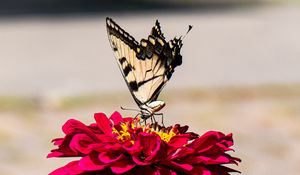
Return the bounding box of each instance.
[48,112,241,175]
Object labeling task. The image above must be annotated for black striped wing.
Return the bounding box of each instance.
[106,17,183,107]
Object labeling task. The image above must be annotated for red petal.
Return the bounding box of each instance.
[190,165,211,175]
[91,142,122,153]
[123,140,143,155]
[94,113,112,135]
[140,133,160,156]
[155,166,176,175]
[51,138,63,145]
[79,154,106,171]
[69,134,94,154]
[188,131,224,152]
[168,134,190,148]
[167,161,193,172]
[62,119,100,142]
[110,159,135,174]
[183,155,231,165]
[48,166,66,175]
[136,133,167,163]
[62,119,85,134]
[167,146,194,160]
[47,151,64,158]
[132,156,151,166]
[99,152,124,163]
[109,111,123,125]
[49,160,85,175]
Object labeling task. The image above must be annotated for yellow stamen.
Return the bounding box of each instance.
[156,130,176,142]
[113,119,178,143]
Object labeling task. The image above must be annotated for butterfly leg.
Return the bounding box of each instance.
[134,113,145,125]
[150,116,153,123]
[151,115,157,124]
[134,112,141,119]
[140,114,152,125]
[155,113,164,126]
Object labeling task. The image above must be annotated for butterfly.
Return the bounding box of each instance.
[106,17,191,120]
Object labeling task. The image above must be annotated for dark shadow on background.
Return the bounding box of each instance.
[0,0,265,18]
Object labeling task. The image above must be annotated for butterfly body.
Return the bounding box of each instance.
[106,17,185,120]
[140,101,165,118]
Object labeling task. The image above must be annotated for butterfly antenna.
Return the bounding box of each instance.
[181,25,193,40]
[120,106,140,112]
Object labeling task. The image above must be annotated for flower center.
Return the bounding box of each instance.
[156,130,176,142]
[112,118,178,143]
[112,123,132,142]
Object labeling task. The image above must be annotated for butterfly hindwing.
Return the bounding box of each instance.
[106,17,183,108]
[150,20,165,39]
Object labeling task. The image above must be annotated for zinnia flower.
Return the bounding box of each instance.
[48,112,241,175]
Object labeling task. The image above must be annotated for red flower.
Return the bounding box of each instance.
[48,112,241,175]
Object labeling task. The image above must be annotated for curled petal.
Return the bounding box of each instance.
[99,152,124,164]
[123,141,143,155]
[62,119,86,134]
[70,134,94,154]
[137,133,167,163]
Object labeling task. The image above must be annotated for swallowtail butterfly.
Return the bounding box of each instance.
[106,17,190,120]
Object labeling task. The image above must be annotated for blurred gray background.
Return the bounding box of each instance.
[0,0,300,175]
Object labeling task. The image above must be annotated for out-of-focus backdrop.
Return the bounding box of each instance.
[0,0,300,174]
